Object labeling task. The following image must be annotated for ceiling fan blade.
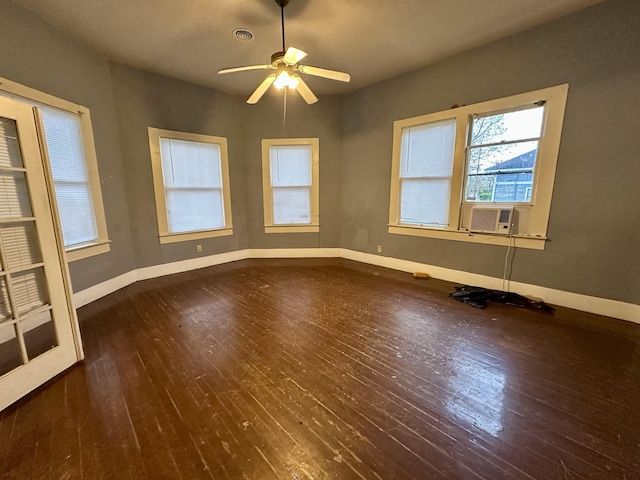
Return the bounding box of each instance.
[298,65,350,83]
[291,75,318,104]
[218,65,273,75]
[247,74,277,104]
[283,47,307,65]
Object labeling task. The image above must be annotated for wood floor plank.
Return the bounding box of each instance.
[1,258,639,479]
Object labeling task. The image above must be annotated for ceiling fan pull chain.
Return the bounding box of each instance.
[283,87,287,129]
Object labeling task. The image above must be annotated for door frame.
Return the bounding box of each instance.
[0,96,83,411]
[34,108,84,361]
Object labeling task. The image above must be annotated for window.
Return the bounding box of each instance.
[261,138,319,233]
[148,128,233,243]
[465,106,544,203]
[0,77,110,261]
[40,107,98,247]
[389,84,569,250]
[398,119,456,228]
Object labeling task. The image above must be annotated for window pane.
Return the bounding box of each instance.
[166,189,224,233]
[470,106,544,146]
[0,278,12,323]
[400,178,451,226]
[270,146,311,187]
[40,107,98,247]
[160,139,222,189]
[0,171,32,219]
[0,221,41,270]
[401,119,455,178]
[0,117,23,168]
[494,173,534,202]
[12,267,48,316]
[466,145,537,202]
[159,137,226,235]
[272,187,311,224]
[397,119,455,226]
[22,310,58,361]
[54,183,98,245]
[0,324,24,376]
[41,108,88,182]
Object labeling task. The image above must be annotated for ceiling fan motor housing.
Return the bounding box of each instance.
[271,51,286,64]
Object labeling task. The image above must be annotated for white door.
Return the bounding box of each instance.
[0,96,82,411]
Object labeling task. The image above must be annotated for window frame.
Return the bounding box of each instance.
[0,76,110,262]
[388,84,569,250]
[261,138,320,234]
[148,127,233,244]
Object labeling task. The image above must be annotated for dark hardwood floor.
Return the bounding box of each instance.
[1,258,639,479]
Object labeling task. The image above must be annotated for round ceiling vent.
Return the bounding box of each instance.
[233,28,254,42]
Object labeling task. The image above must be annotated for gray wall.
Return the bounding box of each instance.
[0,0,135,292]
[341,0,640,304]
[241,93,343,249]
[110,65,248,268]
[109,71,343,261]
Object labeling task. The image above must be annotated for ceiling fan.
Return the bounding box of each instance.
[218,0,351,105]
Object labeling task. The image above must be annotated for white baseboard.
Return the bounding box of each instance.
[136,249,249,282]
[73,270,138,308]
[339,249,639,324]
[73,250,251,308]
[72,248,639,324]
[248,248,342,259]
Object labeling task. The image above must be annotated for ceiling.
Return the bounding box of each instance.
[13,0,603,98]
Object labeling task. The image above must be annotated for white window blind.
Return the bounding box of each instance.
[159,138,224,234]
[40,107,98,247]
[399,119,456,227]
[270,145,312,225]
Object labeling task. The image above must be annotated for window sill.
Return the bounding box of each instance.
[265,225,319,234]
[388,225,546,250]
[159,228,233,244]
[66,240,111,262]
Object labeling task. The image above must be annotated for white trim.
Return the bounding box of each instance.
[247,248,341,259]
[72,250,248,308]
[0,76,80,113]
[136,249,247,281]
[264,225,320,234]
[158,228,233,244]
[72,248,639,324]
[72,270,138,308]
[66,241,111,262]
[339,250,639,324]
[388,225,546,250]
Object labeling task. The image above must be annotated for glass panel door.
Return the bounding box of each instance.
[0,97,81,411]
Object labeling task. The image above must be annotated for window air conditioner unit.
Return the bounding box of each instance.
[469,207,514,234]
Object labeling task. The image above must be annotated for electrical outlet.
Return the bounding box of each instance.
[377,245,382,253]
[196,245,202,253]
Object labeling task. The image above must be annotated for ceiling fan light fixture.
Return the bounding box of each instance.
[287,75,299,89]
[274,70,298,89]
